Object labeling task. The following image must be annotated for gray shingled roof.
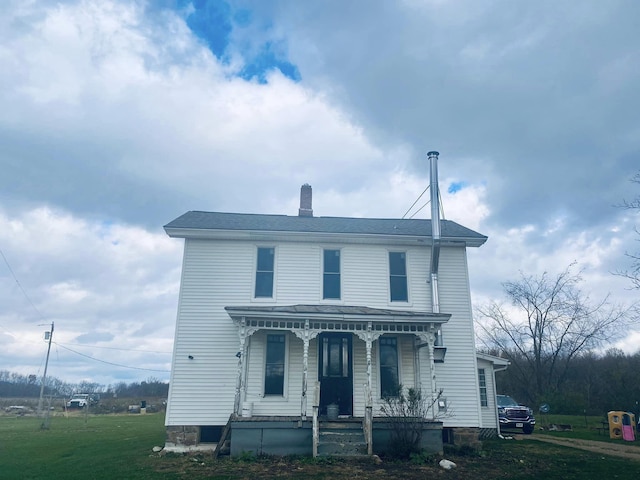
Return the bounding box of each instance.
[224,304,451,324]
[164,211,486,244]
[226,304,434,317]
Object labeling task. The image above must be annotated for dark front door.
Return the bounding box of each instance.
[318,333,353,416]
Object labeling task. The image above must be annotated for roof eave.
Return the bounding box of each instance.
[164,226,486,248]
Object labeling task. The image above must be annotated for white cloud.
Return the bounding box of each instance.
[0,205,181,384]
[1,0,640,387]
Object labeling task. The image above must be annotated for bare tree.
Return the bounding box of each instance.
[476,264,633,404]
[618,172,640,289]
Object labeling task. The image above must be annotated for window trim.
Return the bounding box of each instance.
[478,368,488,407]
[388,251,409,303]
[322,248,341,301]
[263,333,288,397]
[253,246,276,300]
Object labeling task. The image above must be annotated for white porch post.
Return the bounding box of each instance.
[234,318,256,416]
[417,329,438,419]
[355,323,382,405]
[356,323,382,455]
[293,320,319,420]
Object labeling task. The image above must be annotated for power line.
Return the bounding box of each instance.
[56,341,172,355]
[0,248,45,322]
[54,342,170,373]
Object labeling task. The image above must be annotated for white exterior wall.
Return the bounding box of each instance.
[166,238,479,428]
[476,358,499,430]
[433,247,482,428]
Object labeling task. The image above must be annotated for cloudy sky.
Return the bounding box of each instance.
[1,0,638,388]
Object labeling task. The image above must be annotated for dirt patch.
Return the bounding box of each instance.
[522,434,640,462]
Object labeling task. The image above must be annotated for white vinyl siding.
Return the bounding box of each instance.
[166,239,254,425]
[432,247,482,428]
[166,237,479,429]
[477,357,500,429]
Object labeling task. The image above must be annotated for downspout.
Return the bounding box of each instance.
[427,151,442,415]
[493,363,509,437]
[428,151,441,315]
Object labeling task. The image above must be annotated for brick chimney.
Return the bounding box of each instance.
[298,184,313,217]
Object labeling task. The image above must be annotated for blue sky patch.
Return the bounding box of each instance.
[184,0,233,59]
[164,0,300,83]
[448,181,467,194]
[239,42,301,83]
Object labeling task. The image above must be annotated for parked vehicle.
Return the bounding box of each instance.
[66,393,98,409]
[497,394,535,434]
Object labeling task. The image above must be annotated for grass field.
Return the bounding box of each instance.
[0,413,168,480]
[1,412,639,479]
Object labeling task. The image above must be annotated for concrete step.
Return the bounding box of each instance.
[320,430,365,444]
[320,421,363,430]
[317,421,368,457]
[317,440,368,456]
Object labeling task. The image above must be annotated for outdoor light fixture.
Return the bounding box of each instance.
[235,352,242,358]
[433,346,447,363]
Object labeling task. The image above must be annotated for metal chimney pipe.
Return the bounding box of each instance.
[428,151,441,314]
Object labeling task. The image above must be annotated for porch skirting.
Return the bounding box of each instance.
[165,416,445,456]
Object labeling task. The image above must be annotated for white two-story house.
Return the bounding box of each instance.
[163,152,506,456]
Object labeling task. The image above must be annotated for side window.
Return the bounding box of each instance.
[255,247,275,298]
[379,337,399,397]
[323,249,341,300]
[265,334,286,395]
[478,368,488,407]
[389,252,408,302]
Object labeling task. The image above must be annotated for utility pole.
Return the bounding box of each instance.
[37,322,54,417]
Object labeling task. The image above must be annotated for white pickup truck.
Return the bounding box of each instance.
[66,394,98,408]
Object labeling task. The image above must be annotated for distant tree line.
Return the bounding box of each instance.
[0,371,169,399]
[489,348,640,416]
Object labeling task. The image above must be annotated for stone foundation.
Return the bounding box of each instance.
[165,426,202,452]
[451,427,481,449]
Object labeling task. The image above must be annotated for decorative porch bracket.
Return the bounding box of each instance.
[292,319,319,420]
[233,318,258,416]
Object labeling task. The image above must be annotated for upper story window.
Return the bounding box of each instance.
[389,252,408,302]
[379,337,399,397]
[255,247,275,298]
[478,368,488,407]
[323,249,341,300]
[265,334,286,395]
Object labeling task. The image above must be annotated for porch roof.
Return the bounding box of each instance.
[225,304,450,325]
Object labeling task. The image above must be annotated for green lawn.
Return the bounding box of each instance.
[0,413,171,480]
[1,413,638,480]
[527,413,640,444]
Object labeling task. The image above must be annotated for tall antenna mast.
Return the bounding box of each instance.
[37,321,54,417]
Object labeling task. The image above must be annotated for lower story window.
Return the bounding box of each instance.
[265,334,285,395]
[379,337,399,397]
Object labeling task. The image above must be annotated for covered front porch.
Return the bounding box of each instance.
[225,304,450,456]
